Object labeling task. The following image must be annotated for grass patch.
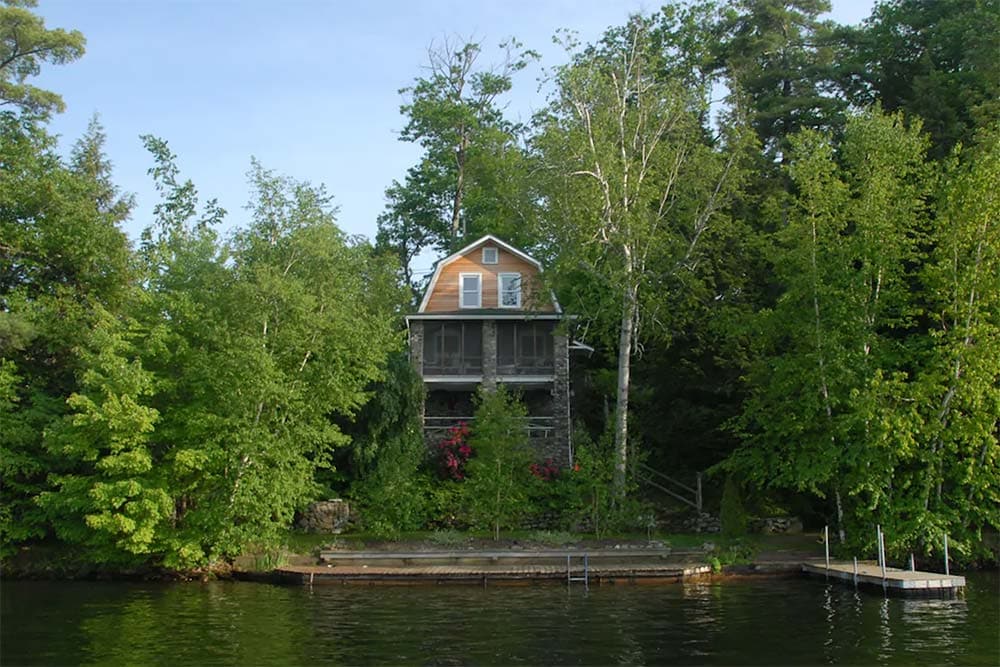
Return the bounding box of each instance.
[524,530,578,546]
[251,549,289,572]
[428,529,468,546]
[279,530,338,556]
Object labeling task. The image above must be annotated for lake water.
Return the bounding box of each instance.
[2,572,998,665]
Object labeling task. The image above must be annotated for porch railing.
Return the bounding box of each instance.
[423,416,557,440]
[422,358,483,375]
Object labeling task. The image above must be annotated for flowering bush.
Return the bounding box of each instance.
[529,458,561,481]
[436,422,472,480]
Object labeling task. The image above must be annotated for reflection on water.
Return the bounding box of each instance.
[2,572,997,665]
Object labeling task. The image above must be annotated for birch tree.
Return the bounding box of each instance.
[536,17,745,493]
[913,130,1000,554]
[726,110,933,545]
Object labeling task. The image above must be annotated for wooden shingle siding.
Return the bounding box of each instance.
[424,247,555,312]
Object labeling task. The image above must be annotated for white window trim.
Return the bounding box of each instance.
[459,272,482,309]
[482,247,499,264]
[498,272,522,309]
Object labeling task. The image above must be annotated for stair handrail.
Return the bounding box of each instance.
[637,463,703,513]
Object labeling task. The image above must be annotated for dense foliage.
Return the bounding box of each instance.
[2,0,997,567]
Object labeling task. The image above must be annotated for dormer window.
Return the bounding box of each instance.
[482,247,499,264]
[460,273,482,308]
[499,272,521,308]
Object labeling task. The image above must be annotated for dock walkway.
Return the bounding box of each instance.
[277,562,711,585]
[802,561,965,596]
[317,547,701,566]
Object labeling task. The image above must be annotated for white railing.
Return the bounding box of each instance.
[423,416,556,439]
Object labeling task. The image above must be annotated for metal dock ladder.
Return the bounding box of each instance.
[566,553,589,590]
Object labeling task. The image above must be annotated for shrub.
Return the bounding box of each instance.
[465,386,535,540]
[435,422,472,480]
[425,478,468,529]
[559,425,651,536]
[720,475,749,538]
[351,432,429,539]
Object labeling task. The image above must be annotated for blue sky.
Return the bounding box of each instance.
[35,0,875,255]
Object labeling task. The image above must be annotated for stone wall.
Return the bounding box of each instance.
[551,332,571,467]
[750,516,804,534]
[481,320,497,391]
[296,499,350,533]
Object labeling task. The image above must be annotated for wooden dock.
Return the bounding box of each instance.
[802,561,966,596]
[275,560,711,586]
[317,547,701,567]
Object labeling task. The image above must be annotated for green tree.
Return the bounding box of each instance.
[716,0,844,164]
[377,37,539,291]
[720,474,748,538]
[841,0,1000,158]
[536,16,746,493]
[36,309,171,563]
[910,130,1000,555]
[725,109,933,544]
[0,113,132,553]
[0,0,85,116]
[465,386,534,540]
[128,145,406,567]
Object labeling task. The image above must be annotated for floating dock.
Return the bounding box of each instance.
[802,561,966,596]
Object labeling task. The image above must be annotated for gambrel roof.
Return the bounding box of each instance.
[416,235,561,314]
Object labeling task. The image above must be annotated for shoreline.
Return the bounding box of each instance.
[5,532,995,584]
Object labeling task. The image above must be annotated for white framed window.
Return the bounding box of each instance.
[498,272,521,308]
[459,273,482,308]
[482,247,499,264]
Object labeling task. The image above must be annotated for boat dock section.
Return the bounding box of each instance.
[802,561,966,596]
[276,559,711,586]
[317,547,700,567]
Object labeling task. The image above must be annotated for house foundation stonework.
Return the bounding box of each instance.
[406,235,572,467]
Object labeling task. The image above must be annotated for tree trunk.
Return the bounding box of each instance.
[612,275,638,495]
[835,488,846,544]
[451,135,468,248]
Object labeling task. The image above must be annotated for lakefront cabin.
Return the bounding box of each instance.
[405,235,571,465]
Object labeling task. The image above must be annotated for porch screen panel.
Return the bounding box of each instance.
[497,322,516,371]
[441,324,461,368]
[423,323,442,367]
[463,323,483,371]
[423,322,482,374]
[496,321,554,374]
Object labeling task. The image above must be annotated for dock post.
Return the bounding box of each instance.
[878,527,887,579]
[943,534,950,576]
[852,557,858,586]
[909,553,915,571]
[824,525,830,571]
[875,525,882,568]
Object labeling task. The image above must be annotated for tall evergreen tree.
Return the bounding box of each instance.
[840,0,1000,158]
